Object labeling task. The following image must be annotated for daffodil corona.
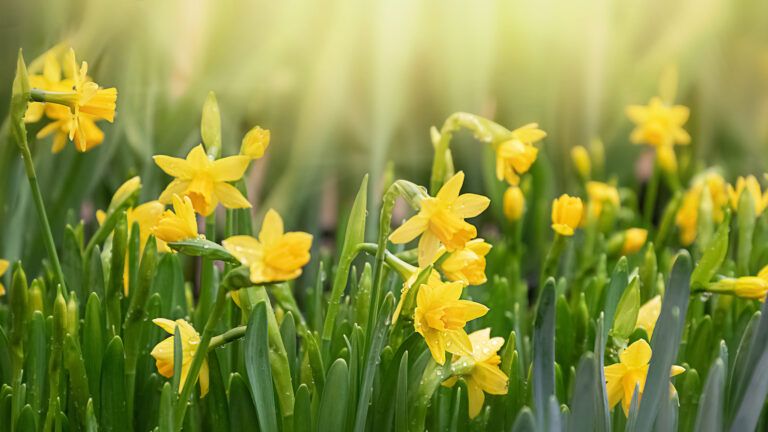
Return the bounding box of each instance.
[442,328,508,419]
[150,318,209,397]
[414,277,489,365]
[389,171,490,267]
[223,209,312,284]
[439,239,492,285]
[154,144,251,216]
[153,195,200,244]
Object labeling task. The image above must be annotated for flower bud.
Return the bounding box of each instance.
[241,126,271,159]
[571,145,591,180]
[621,228,648,255]
[503,186,525,222]
[551,194,583,236]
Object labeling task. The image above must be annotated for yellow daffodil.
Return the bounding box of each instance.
[571,145,591,180]
[241,126,271,159]
[626,97,690,148]
[551,194,583,236]
[442,328,508,418]
[389,171,490,267]
[414,277,489,365]
[153,195,200,244]
[493,123,546,185]
[0,259,9,296]
[503,186,525,222]
[727,175,766,216]
[154,144,251,216]
[223,209,312,284]
[586,181,620,221]
[635,295,661,337]
[675,172,728,246]
[439,239,492,285]
[150,318,209,397]
[605,339,685,415]
[621,228,648,255]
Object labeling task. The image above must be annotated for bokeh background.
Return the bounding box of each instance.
[1,0,768,268]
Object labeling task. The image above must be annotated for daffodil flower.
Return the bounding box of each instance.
[439,239,492,286]
[605,339,685,415]
[153,195,200,244]
[492,123,546,185]
[626,97,690,148]
[586,181,620,222]
[442,328,508,419]
[551,194,583,236]
[676,172,728,245]
[414,277,489,365]
[389,171,490,267]
[0,259,9,296]
[129,201,170,254]
[150,318,209,398]
[635,295,661,337]
[223,208,312,285]
[154,144,251,216]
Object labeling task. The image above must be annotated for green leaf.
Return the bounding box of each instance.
[511,407,536,432]
[318,358,350,431]
[168,238,238,263]
[736,189,756,275]
[83,293,104,411]
[555,295,574,371]
[204,353,230,431]
[85,399,98,432]
[107,211,128,332]
[100,336,129,432]
[244,302,278,432]
[691,214,730,288]
[63,334,91,426]
[612,277,640,340]
[293,384,311,432]
[15,404,36,432]
[158,382,175,432]
[322,174,368,345]
[694,359,725,432]
[228,373,259,432]
[280,311,298,385]
[352,292,395,432]
[602,257,628,342]
[533,279,556,428]
[636,251,691,432]
[24,311,46,415]
[567,353,596,432]
[394,351,409,432]
[63,225,85,303]
[729,300,768,430]
[687,316,714,377]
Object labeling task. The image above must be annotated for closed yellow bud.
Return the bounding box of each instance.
[621,228,648,255]
[571,145,591,180]
[241,126,271,159]
[712,276,768,302]
[551,194,583,236]
[108,176,141,212]
[503,186,525,222]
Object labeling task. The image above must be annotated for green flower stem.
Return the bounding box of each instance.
[9,83,67,291]
[541,233,567,286]
[368,184,401,339]
[208,325,247,350]
[643,161,661,225]
[173,274,229,430]
[268,283,309,335]
[196,215,217,326]
[430,125,453,194]
[357,243,414,277]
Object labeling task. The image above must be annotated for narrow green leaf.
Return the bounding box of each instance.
[280,311,298,385]
[533,279,556,428]
[158,382,174,432]
[691,214,730,288]
[293,384,311,432]
[245,302,278,432]
[24,311,46,415]
[167,238,237,263]
[394,352,409,432]
[318,359,350,431]
[64,334,91,426]
[15,404,36,432]
[636,251,691,432]
[100,336,129,432]
[83,292,104,411]
[228,373,259,432]
[694,358,724,432]
[511,407,536,432]
[602,257,628,342]
[567,353,596,432]
[204,353,230,431]
[613,277,641,339]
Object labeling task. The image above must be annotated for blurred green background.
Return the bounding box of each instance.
[1,0,767,268]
